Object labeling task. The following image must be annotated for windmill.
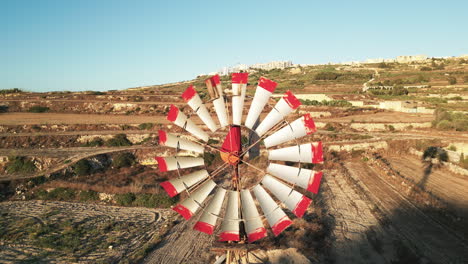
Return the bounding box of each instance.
[157,73,323,263]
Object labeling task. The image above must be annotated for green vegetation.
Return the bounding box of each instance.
[35,188,77,201]
[448,145,457,151]
[368,86,409,96]
[138,122,154,130]
[432,109,468,131]
[314,71,340,80]
[112,152,136,168]
[300,99,352,107]
[79,190,99,202]
[0,88,23,94]
[0,105,8,113]
[115,193,177,208]
[459,153,468,169]
[5,156,36,174]
[81,137,104,147]
[447,76,457,85]
[28,106,50,113]
[105,134,132,147]
[73,159,92,176]
[420,66,432,71]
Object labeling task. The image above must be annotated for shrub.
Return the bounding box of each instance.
[420,66,432,71]
[388,125,396,131]
[138,123,154,130]
[377,62,392,68]
[115,193,136,206]
[436,120,453,130]
[391,85,409,96]
[447,76,457,85]
[460,153,468,169]
[73,159,92,176]
[133,193,178,208]
[324,123,335,131]
[315,71,340,80]
[81,137,104,147]
[0,88,23,94]
[5,156,36,174]
[112,152,136,168]
[79,190,99,202]
[448,145,457,151]
[105,134,132,147]
[28,106,49,113]
[47,188,77,201]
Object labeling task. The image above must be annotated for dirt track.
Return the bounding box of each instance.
[0,201,171,263]
[143,211,215,264]
[345,161,468,263]
[386,155,468,217]
[324,169,396,263]
[0,113,171,125]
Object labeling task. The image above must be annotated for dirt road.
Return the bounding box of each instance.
[345,161,468,263]
[323,169,396,263]
[143,211,215,264]
[386,155,468,217]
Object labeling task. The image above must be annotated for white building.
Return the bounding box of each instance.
[396,55,428,63]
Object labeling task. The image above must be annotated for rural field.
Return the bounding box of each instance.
[1,58,468,263]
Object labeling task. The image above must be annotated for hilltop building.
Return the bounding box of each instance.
[396,55,428,63]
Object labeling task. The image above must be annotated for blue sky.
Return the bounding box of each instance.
[2,0,467,92]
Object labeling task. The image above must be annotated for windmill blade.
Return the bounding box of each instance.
[160,169,209,197]
[240,189,266,243]
[158,130,204,154]
[219,191,241,241]
[231,73,248,125]
[255,91,301,137]
[268,142,323,164]
[262,175,312,218]
[267,163,323,194]
[167,104,209,142]
[173,179,216,220]
[252,184,292,236]
[182,85,218,132]
[263,113,316,148]
[244,77,277,129]
[194,187,227,234]
[206,75,229,128]
[154,156,204,172]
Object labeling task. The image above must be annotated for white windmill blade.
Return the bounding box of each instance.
[252,184,293,236]
[268,142,323,164]
[263,113,317,148]
[158,130,204,154]
[262,175,312,218]
[240,189,266,243]
[267,163,323,194]
[219,191,241,242]
[244,77,277,129]
[206,75,229,128]
[167,104,209,142]
[194,187,227,235]
[160,169,209,197]
[255,90,302,137]
[154,156,204,172]
[231,73,249,125]
[182,85,218,132]
[172,179,216,220]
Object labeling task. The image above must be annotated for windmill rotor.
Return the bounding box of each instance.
[157,73,324,262]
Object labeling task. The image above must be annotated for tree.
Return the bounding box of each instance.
[112,152,136,168]
[447,76,457,85]
[420,146,448,187]
[73,159,92,176]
